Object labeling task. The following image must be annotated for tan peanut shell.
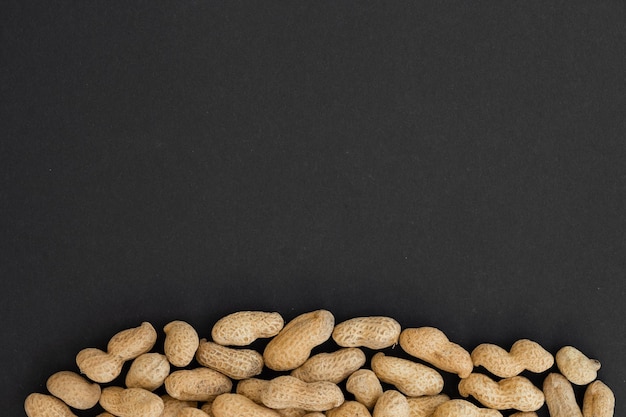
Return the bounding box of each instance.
[346,369,383,410]
[509,413,538,417]
[276,408,307,417]
[260,375,344,411]
[76,347,125,383]
[164,320,200,367]
[372,390,410,417]
[458,373,545,412]
[431,399,503,417]
[200,401,215,417]
[24,393,78,417]
[99,386,164,417]
[46,370,101,409]
[371,352,443,397]
[160,395,198,417]
[555,346,601,385]
[582,380,615,417]
[212,393,281,417]
[125,352,170,391]
[196,339,264,380]
[177,407,211,417]
[332,316,401,349]
[212,311,285,346]
[107,322,157,361]
[406,394,450,417]
[543,373,583,417]
[470,339,554,378]
[327,400,372,417]
[165,368,233,401]
[399,327,473,378]
[237,378,270,403]
[302,413,325,417]
[290,347,366,383]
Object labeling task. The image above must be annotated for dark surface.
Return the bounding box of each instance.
[2,2,624,415]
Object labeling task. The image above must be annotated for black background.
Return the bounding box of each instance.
[2,2,625,416]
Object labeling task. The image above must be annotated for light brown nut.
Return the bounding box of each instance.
[543,373,583,417]
[406,394,450,417]
[107,322,157,361]
[327,400,372,417]
[458,373,544,412]
[212,393,281,417]
[291,348,366,383]
[301,413,325,417]
[261,375,344,411]
[372,390,410,417]
[582,380,615,417]
[237,378,270,403]
[212,311,285,346]
[332,316,401,350]
[196,339,264,380]
[125,353,170,391]
[371,352,443,397]
[399,327,473,379]
[99,386,164,417]
[276,408,307,417]
[177,407,211,417]
[555,346,601,385]
[346,369,383,410]
[161,395,198,417]
[76,347,125,383]
[470,339,554,378]
[46,370,101,409]
[164,321,200,367]
[165,368,233,401]
[263,310,335,371]
[431,399,503,417]
[24,393,78,417]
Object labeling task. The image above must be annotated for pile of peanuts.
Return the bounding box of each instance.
[25,310,614,417]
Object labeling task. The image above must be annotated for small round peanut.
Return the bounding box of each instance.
[406,394,450,417]
[431,399,503,417]
[164,321,200,367]
[212,393,281,417]
[177,407,211,417]
[261,375,344,411]
[99,386,164,417]
[371,352,444,397]
[46,370,101,409]
[196,339,264,380]
[399,327,473,378]
[76,347,125,383]
[107,322,158,361]
[165,368,233,401]
[24,393,78,417]
[332,316,401,350]
[555,346,601,385]
[237,378,270,403]
[543,373,583,417]
[161,395,198,417]
[458,373,544,412]
[372,390,410,417]
[582,380,615,417]
[291,348,366,383]
[263,310,335,371]
[212,311,285,346]
[125,352,170,391]
[470,339,554,378]
[346,369,383,410]
[327,400,372,417]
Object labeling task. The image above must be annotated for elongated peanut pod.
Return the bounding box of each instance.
[372,390,410,417]
[543,373,583,417]
[458,373,544,412]
[582,380,615,417]
[163,320,199,367]
[107,322,157,361]
[261,375,344,411]
[291,348,366,383]
[332,316,401,349]
[431,399,503,417]
[212,311,285,346]
[99,386,164,417]
[406,394,450,417]
[25,393,78,417]
[470,339,553,377]
[346,369,383,410]
[213,393,281,417]
[371,352,443,397]
[196,339,264,379]
[327,400,372,417]
[165,368,233,401]
[76,347,125,383]
[556,346,601,385]
[46,370,101,409]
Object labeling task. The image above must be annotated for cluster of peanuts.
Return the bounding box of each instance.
[25,310,614,417]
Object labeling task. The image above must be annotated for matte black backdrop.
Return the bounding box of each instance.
[2,2,624,416]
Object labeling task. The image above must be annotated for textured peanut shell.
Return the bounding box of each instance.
[165,368,233,401]
[555,346,601,385]
[332,316,401,350]
[509,413,538,417]
[237,378,270,403]
[261,375,344,411]
[291,348,366,383]
[160,395,198,417]
[76,347,125,383]
[431,399,503,417]
[212,393,281,417]
[24,393,78,417]
[263,310,334,371]
[276,408,308,417]
[458,373,544,412]
[125,353,170,391]
[371,352,443,397]
[212,311,285,346]
[196,339,264,380]
[107,322,157,361]
[178,407,211,417]
[200,400,215,417]
[543,373,583,417]
[372,390,410,417]
[471,339,554,378]
[582,380,615,417]
[406,394,450,417]
[46,370,101,409]
[164,320,200,367]
[99,386,164,417]
[346,369,383,410]
[399,327,473,378]
[327,400,372,417]
[302,413,325,417]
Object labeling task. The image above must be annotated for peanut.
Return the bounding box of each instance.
[556,346,601,385]
[346,369,383,410]
[196,339,264,379]
[212,393,281,417]
[164,320,200,367]
[263,309,334,371]
[76,347,125,383]
[212,311,285,346]
[509,413,538,417]
[276,408,307,417]
[543,372,583,417]
[332,316,401,350]
[177,407,211,417]
[470,339,554,378]
[371,352,443,397]
[290,347,366,383]
[406,394,450,417]
[458,373,544,412]
[431,399,503,417]
[107,322,158,361]
[302,413,325,417]
[372,390,410,417]
[236,378,270,403]
[165,368,233,401]
[200,400,215,417]
[161,395,198,417]
[399,327,473,378]
[582,380,615,417]
[327,400,372,417]
[46,370,101,409]
[24,393,78,417]
[260,375,344,411]
[99,386,164,417]
[125,352,170,391]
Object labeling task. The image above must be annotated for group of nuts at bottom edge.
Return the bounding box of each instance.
[25,309,615,417]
